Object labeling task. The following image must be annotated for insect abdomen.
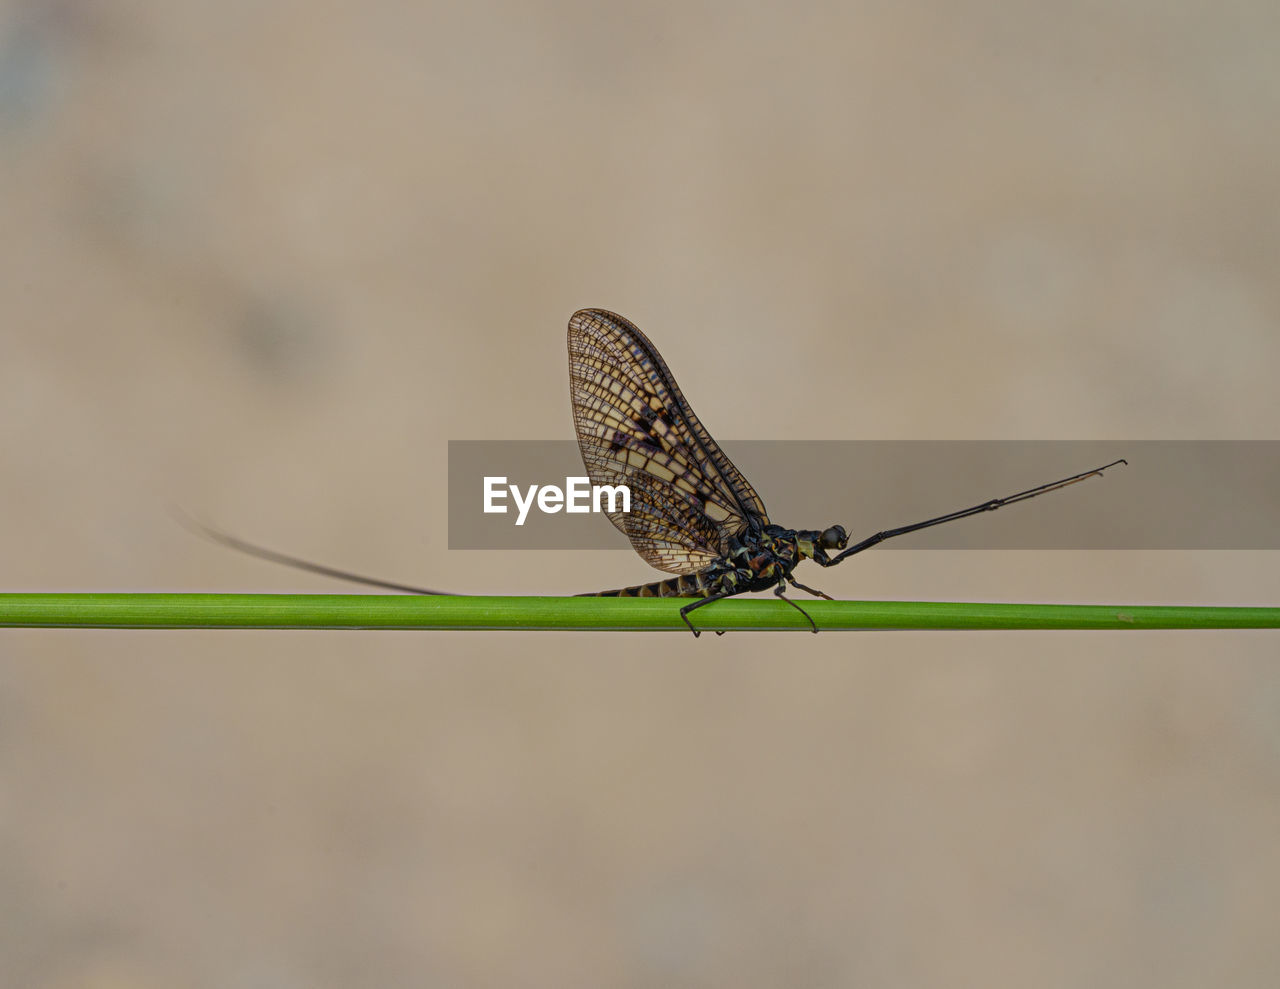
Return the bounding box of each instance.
[581,573,714,599]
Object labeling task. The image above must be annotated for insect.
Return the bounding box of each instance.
[190,308,1124,635]
[567,308,1125,636]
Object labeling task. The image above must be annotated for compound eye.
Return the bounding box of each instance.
[819,526,848,550]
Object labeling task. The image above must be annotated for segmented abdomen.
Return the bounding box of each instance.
[580,572,715,599]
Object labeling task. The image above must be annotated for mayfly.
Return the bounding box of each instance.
[567,308,1124,636]
[190,309,1124,635]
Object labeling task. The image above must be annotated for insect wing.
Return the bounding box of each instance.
[567,308,769,574]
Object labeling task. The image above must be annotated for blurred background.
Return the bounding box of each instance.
[2,1,1278,985]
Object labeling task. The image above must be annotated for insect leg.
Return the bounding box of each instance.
[774,581,819,633]
[822,459,1127,566]
[680,592,734,638]
[786,576,834,601]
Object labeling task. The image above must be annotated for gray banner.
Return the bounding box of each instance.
[447,441,1279,550]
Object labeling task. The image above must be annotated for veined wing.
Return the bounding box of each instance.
[567,308,769,574]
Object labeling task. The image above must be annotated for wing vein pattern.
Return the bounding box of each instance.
[567,308,770,575]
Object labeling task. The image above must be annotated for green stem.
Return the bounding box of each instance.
[0,594,1276,631]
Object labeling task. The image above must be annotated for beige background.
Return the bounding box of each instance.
[3,1,1279,985]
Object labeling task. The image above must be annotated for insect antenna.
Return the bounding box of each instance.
[828,459,1127,565]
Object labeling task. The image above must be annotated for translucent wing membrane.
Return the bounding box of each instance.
[568,309,769,574]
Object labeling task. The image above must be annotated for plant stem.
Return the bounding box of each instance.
[1,594,1276,632]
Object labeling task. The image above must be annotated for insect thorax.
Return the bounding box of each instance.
[710,523,840,591]
[716,525,794,589]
